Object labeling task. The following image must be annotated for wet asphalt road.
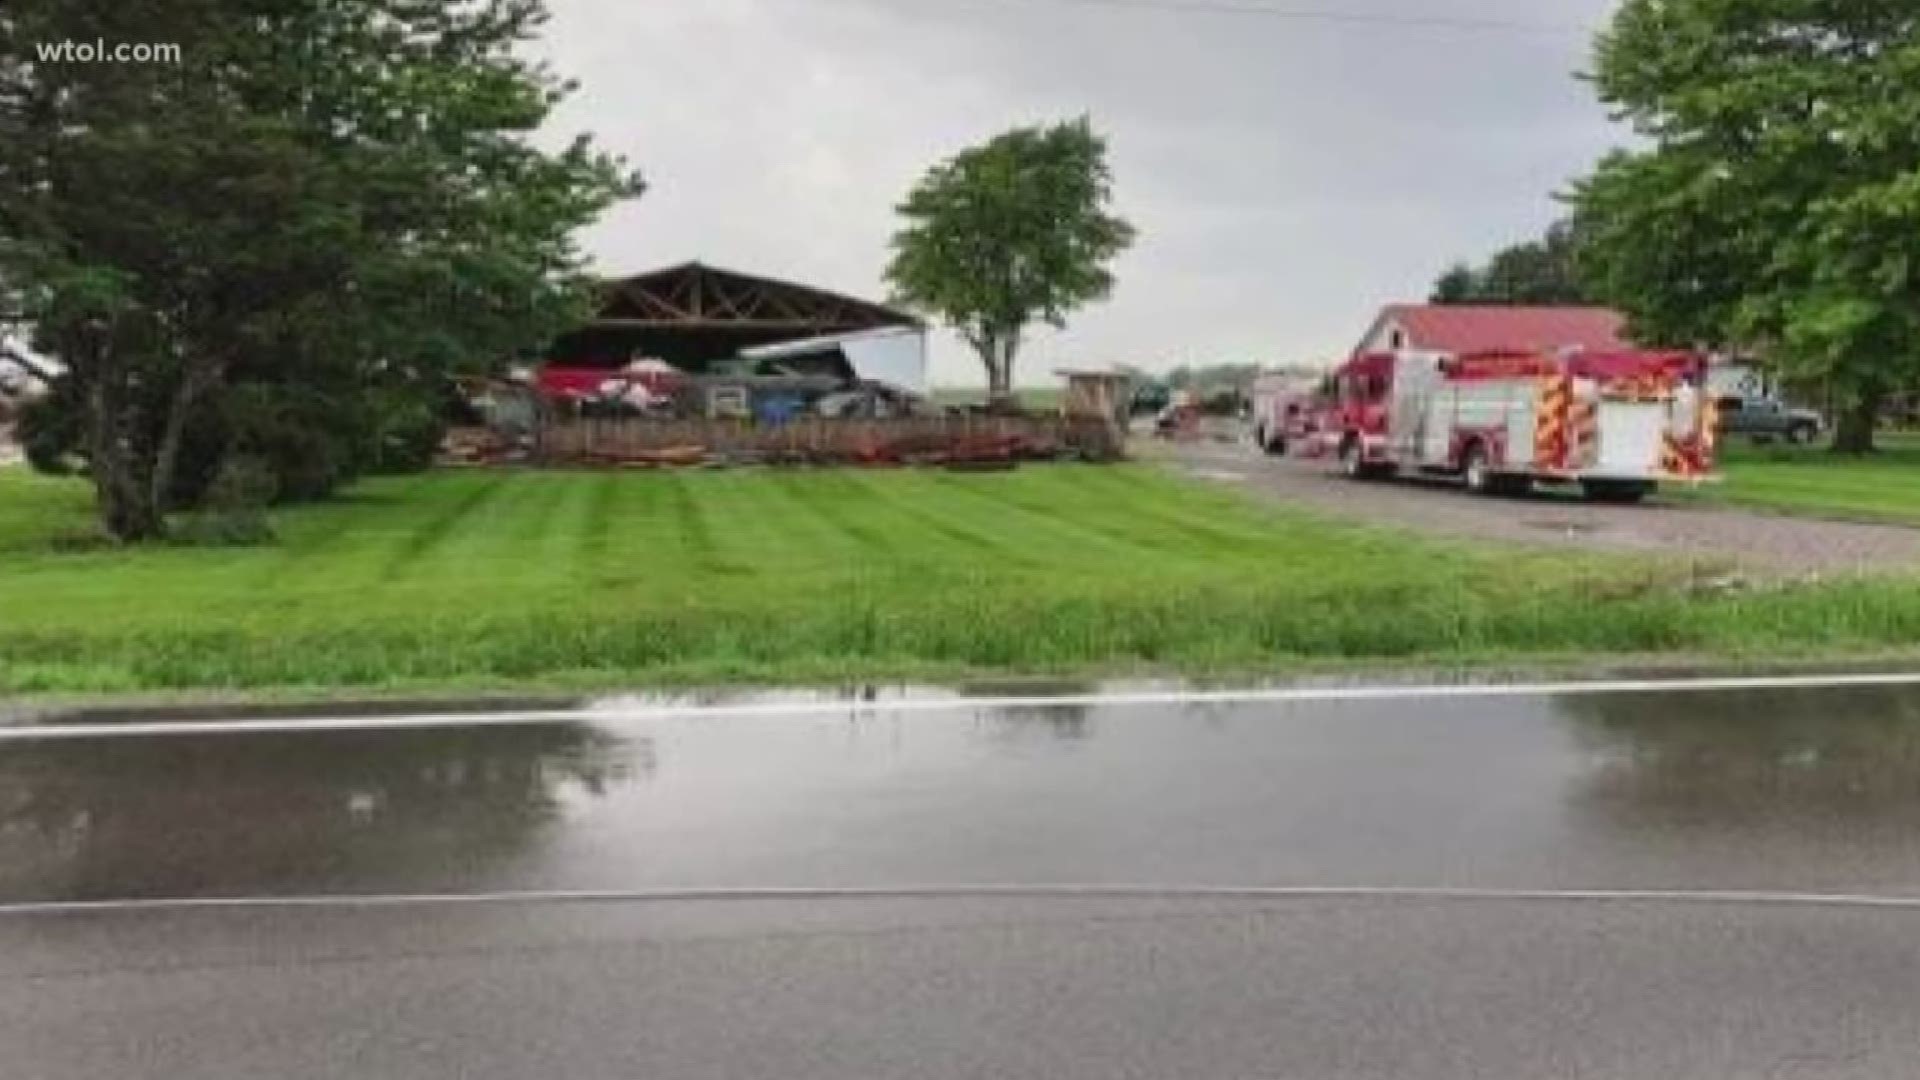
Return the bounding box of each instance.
[8,682,1920,1077]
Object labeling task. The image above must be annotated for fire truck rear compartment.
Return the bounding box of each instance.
[1590,401,1668,480]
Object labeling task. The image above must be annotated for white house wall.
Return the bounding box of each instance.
[1707,362,1769,401]
[1360,320,1409,353]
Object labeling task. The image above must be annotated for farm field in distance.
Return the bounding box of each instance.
[928,386,1067,412]
[7,463,1920,698]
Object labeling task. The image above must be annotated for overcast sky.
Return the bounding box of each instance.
[531,0,1625,385]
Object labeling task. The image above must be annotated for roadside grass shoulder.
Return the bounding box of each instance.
[1672,436,1920,526]
[4,463,1920,696]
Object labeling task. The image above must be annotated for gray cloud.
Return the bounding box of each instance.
[533,0,1623,384]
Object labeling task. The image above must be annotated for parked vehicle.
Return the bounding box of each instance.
[1130,380,1172,417]
[1716,396,1824,444]
[1327,348,1718,503]
[1153,390,1200,440]
[1250,374,1330,455]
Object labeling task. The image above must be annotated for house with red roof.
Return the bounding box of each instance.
[1355,304,1632,358]
[1347,303,1780,407]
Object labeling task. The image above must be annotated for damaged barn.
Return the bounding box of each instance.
[450,263,1121,467]
[541,262,928,419]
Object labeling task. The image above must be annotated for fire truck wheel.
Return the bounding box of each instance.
[1461,443,1494,496]
[1339,438,1368,480]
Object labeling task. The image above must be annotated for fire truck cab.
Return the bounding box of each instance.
[1330,348,1717,503]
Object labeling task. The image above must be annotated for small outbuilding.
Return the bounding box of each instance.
[1055,368,1135,460]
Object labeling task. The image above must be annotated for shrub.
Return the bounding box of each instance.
[168,453,277,546]
[20,369,448,511]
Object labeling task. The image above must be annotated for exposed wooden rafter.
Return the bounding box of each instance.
[589,263,922,335]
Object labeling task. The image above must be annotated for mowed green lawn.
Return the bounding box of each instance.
[1677,436,1920,525]
[5,463,1920,696]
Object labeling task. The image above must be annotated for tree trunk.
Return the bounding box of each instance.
[81,363,166,543]
[149,359,219,517]
[987,358,1013,409]
[973,331,1012,412]
[1832,389,1881,455]
[986,333,1021,413]
[970,327,1024,413]
[99,466,164,541]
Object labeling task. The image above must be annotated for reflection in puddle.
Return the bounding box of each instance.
[11,684,1920,903]
[1564,686,1920,822]
[0,724,639,900]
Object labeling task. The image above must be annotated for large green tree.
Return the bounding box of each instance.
[886,118,1135,406]
[1570,0,1920,453]
[0,0,638,540]
[1431,220,1592,306]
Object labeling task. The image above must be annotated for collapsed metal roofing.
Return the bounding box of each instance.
[551,262,924,371]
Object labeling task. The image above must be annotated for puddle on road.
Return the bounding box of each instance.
[0,674,1503,728]
[8,681,1920,903]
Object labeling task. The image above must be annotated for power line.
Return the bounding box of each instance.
[893,0,1593,35]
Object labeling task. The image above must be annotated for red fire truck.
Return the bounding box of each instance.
[1327,348,1717,502]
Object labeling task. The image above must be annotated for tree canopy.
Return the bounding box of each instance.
[0,0,639,540]
[886,118,1135,405]
[1570,0,1920,452]
[1431,221,1592,306]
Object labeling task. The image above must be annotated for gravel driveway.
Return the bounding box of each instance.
[1160,439,1920,574]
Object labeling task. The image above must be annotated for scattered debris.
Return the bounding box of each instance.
[1689,573,1755,598]
[1525,518,1603,537]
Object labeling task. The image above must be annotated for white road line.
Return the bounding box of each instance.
[5,671,1920,741]
[6,885,1920,918]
